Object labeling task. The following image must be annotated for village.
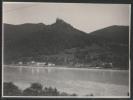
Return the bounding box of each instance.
[17,61,55,67]
[14,60,114,69]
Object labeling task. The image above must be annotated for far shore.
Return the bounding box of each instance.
[4,65,129,72]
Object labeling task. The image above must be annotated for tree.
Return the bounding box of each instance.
[23,83,43,96]
[4,82,22,96]
[42,87,59,96]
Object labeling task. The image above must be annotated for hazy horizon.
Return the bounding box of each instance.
[3,2,130,33]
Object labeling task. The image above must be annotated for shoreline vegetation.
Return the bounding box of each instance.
[3,82,92,96]
[3,82,129,96]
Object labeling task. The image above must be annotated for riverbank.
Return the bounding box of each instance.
[3,82,78,96]
[4,80,129,96]
[3,65,129,96]
[4,65,129,72]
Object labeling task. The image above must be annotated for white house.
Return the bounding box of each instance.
[36,62,46,67]
[48,63,55,67]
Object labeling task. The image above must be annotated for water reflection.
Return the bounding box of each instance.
[4,66,129,86]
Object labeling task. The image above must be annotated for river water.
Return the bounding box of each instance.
[3,66,129,96]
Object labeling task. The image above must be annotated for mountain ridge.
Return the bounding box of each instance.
[3,19,129,69]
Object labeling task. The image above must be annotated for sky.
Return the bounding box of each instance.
[3,2,130,33]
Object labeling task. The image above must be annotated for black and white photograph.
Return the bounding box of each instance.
[2,2,130,98]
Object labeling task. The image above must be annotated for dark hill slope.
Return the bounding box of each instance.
[90,25,129,44]
[4,19,129,69]
[4,19,91,63]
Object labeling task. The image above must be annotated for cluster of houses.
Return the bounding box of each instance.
[17,60,113,69]
[18,61,55,67]
[74,62,113,69]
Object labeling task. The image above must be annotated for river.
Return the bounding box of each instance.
[3,65,129,96]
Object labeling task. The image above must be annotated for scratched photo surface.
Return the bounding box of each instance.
[2,2,130,97]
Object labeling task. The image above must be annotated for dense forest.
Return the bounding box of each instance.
[4,18,129,69]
